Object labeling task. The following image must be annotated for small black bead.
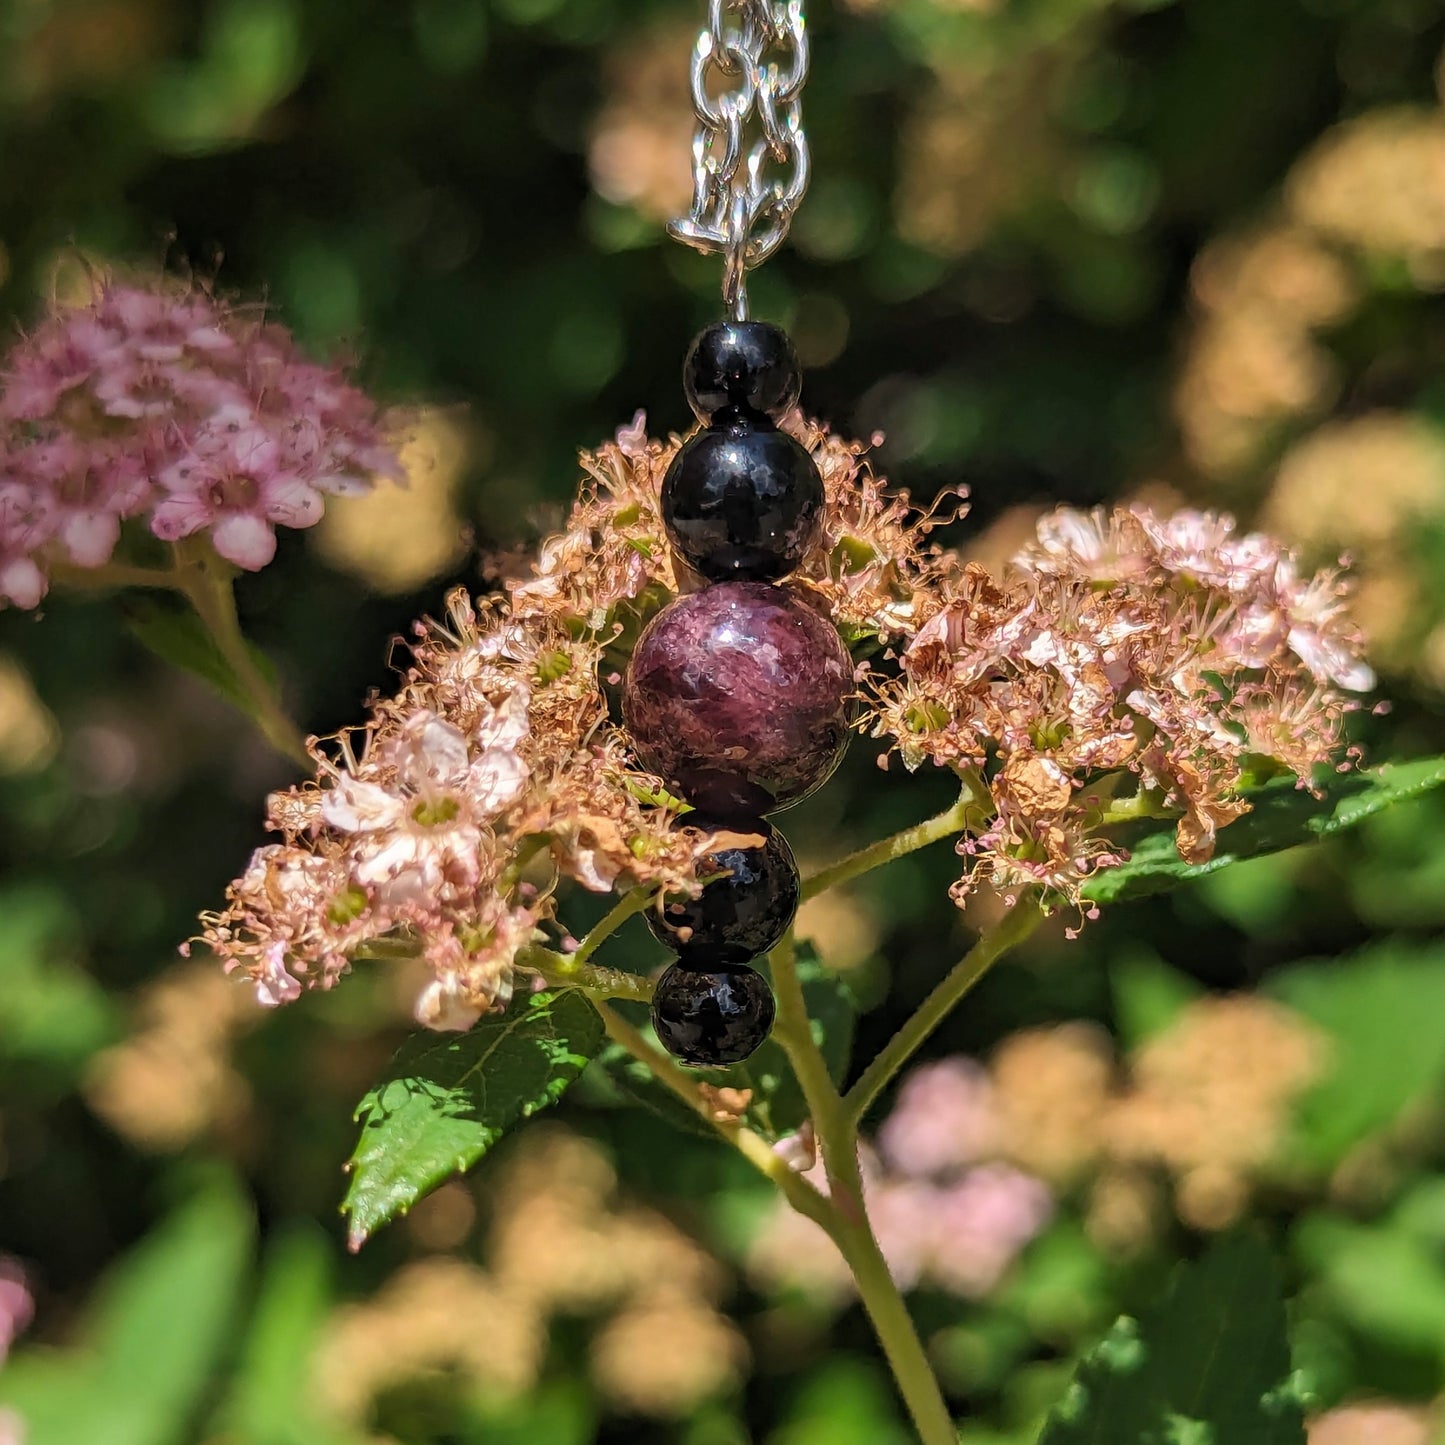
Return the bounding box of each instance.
[651,955,776,1066]
[661,415,824,582]
[647,818,799,960]
[684,320,802,424]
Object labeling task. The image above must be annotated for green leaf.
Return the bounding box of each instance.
[342,989,603,1247]
[1041,1234,1307,1445]
[1292,1200,1445,1357]
[1270,940,1445,1170]
[1110,950,1204,1052]
[0,885,119,1084]
[0,1174,254,1445]
[211,1223,360,1445]
[1083,757,1445,905]
[125,597,279,723]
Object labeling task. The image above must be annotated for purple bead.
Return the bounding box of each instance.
[622,582,853,817]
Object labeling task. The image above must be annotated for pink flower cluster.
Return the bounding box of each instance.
[0,277,400,606]
[875,504,1375,909]
[750,1060,1053,1301]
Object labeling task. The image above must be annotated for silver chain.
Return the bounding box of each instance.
[668,0,810,321]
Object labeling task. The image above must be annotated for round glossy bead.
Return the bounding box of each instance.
[648,818,799,961]
[684,320,802,424]
[651,955,776,1066]
[661,416,824,582]
[622,580,852,819]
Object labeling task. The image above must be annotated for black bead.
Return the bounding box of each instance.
[661,415,824,582]
[651,955,776,1066]
[684,320,802,424]
[647,818,799,960]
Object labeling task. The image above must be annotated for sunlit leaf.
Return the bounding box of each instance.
[342,990,603,1248]
[1084,757,1445,904]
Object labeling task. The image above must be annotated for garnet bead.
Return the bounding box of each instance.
[684,320,802,424]
[661,416,824,582]
[651,955,776,1066]
[648,818,799,961]
[622,581,852,819]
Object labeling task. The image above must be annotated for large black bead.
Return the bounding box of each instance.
[651,955,776,1066]
[648,818,799,961]
[684,320,802,424]
[661,416,824,582]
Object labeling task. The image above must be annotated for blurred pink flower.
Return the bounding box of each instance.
[0,1256,34,1364]
[0,276,401,603]
[876,1058,1000,1178]
[924,1164,1054,1297]
[749,1062,1052,1305]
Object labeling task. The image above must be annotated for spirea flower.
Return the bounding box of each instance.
[872,503,1373,912]
[0,274,401,604]
[202,413,1370,1023]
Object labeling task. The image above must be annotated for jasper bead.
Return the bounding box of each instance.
[651,955,776,1066]
[661,416,824,582]
[622,581,852,819]
[648,818,799,961]
[684,319,802,424]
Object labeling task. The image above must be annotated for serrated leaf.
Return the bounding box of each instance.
[1083,757,1445,905]
[342,990,603,1247]
[1041,1234,1307,1445]
[125,597,280,723]
[1270,940,1445,1170]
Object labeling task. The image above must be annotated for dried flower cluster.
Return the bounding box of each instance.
[876,504,1372,911]
[203,411,1369,1022]
[0,275,400,605]
[201,411,950,1025]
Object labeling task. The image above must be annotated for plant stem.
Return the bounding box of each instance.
[826,1214,959,1445]
[522,945,653,1004]
[177,551,311,770]
[49,560,183,591]
[769,932,958,1445]
[844,901,1043,1128]
[801,779,984,902]
[570,886,654,966]
[592,998,832,1227]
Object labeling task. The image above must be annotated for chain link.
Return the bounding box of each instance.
[668,0,810,320]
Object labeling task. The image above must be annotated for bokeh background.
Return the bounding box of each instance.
[4,0,1445,1441]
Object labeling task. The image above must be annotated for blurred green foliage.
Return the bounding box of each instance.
[5,0,1445,1441]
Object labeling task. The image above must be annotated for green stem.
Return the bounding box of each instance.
[844,901,1043,1129]
[827,1213,959,1445]
[801,779,984,902]
[522,945,653,1004]
[570,886,654,967]
[49,560,183,591]
[769,932,958,1445]
[592,998,832,1227]
[177,551,311,771]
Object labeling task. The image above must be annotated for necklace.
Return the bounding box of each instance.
[621,1,845,1069]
